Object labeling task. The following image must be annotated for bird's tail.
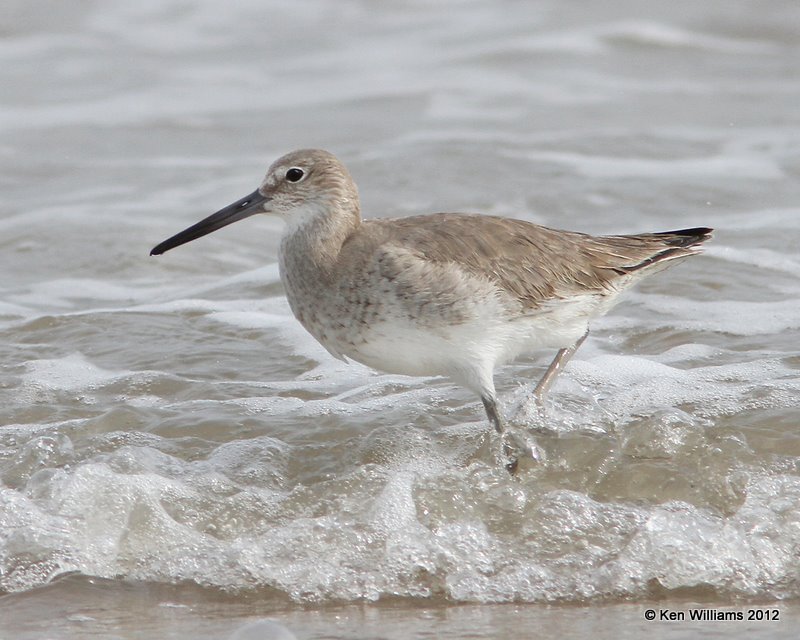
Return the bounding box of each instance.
[650,227,714,249]
[590,226,713,277]
[622,227,712,273]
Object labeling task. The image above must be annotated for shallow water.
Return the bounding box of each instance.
[2,0,800,638]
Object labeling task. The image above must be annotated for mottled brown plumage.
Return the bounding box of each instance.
[151,148,712,473]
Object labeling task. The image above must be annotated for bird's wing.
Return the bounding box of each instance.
[365,214,709,310]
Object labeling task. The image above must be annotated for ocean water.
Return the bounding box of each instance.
[2,0,800,638]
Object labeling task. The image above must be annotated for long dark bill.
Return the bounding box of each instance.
[150,190,269,256]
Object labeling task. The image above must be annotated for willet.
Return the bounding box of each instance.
[151,149,712,472]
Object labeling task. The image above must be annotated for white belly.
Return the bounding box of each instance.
[343,292,603,394]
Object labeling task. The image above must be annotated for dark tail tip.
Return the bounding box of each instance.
[655,227,713,248]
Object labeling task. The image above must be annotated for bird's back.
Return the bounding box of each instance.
[345,213,711,311]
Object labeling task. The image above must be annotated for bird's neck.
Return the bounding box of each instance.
[279,201,361,284]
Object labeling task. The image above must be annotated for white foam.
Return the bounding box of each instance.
[22,353,132,393]
[636,294,800,336]
[618,475,800,595]
[205,437,290,488]
[3,390,800,602]
[368,472,424,535]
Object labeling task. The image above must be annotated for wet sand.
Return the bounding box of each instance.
[2,575,799,639]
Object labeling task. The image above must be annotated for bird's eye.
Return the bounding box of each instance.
[285,168,305,183]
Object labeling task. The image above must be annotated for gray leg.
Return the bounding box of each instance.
[482,395,503,434]
[533,331,589,405]
[481,395,518,475]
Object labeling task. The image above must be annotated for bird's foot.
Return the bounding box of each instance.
[499,429,545,476]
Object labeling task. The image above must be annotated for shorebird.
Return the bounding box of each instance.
[151,149,711,472]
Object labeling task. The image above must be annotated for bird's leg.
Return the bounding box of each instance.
[532,331,589,408]
[481,395,503,434]
[481,395,518,475]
